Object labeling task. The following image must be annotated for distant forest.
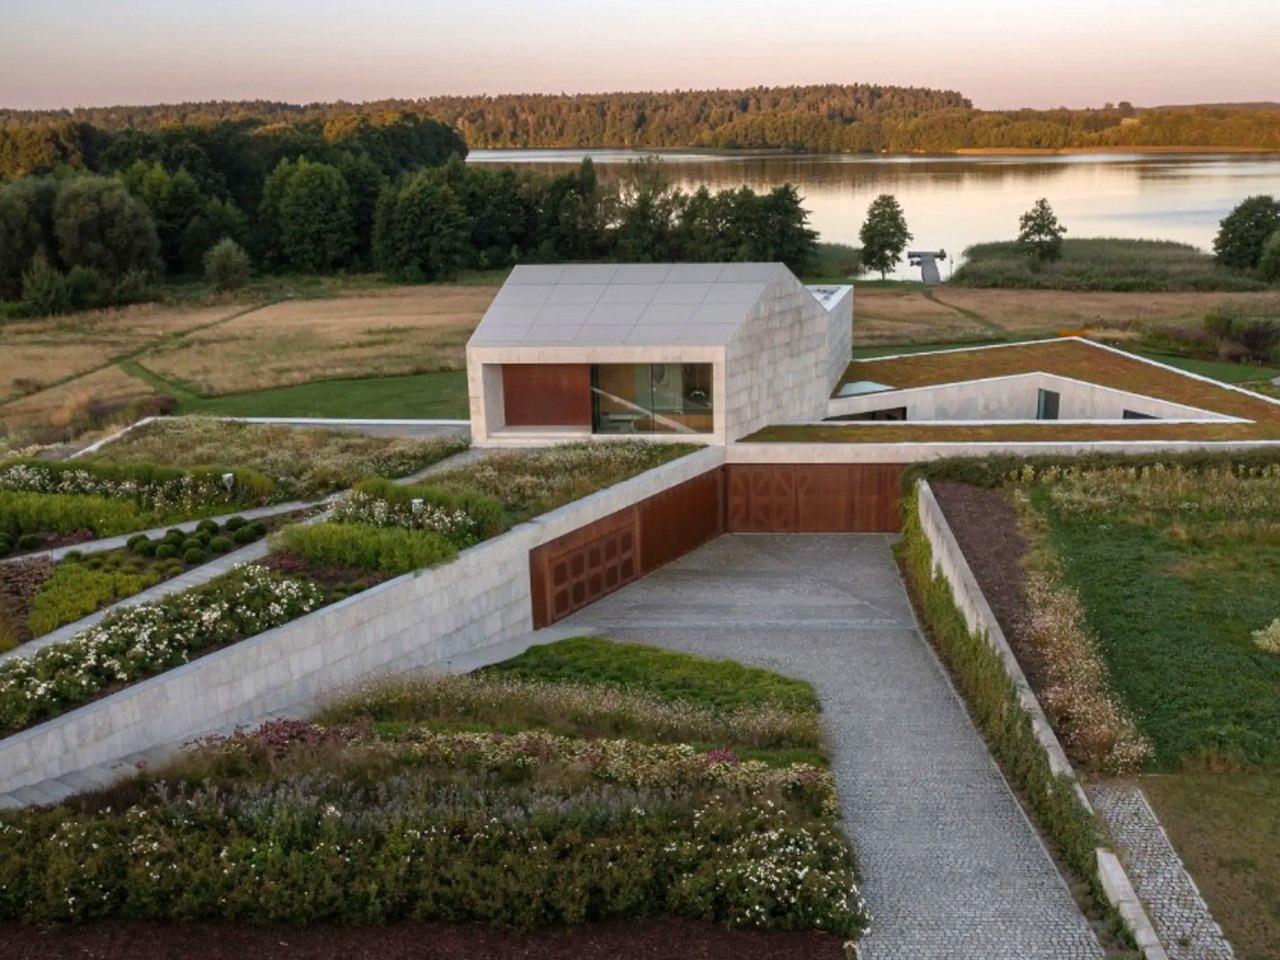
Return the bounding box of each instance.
[4,84,1280,158]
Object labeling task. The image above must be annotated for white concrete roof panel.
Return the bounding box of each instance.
[666,263,732,282]
[611,264,674,283]
[493,284,554,306]
[584,303,646,325]
[702,282,771,304]
[598,283,660,305]
[506,265,564,284]
[546,284,607,305]
[558,264,620,284]
[626,324,690,344]
[536,303,594,324]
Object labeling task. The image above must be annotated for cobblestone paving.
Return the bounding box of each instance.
[563,534,1103,960]
[1090,784,1235,960]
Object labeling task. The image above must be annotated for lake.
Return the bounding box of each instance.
[468,149,1280,280]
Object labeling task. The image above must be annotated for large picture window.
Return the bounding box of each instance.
[591,364,713,434]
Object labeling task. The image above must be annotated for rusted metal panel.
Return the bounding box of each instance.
[502,364,592,426]
[529,468,725,627]
[726,463,905,533]
[638,468,724,573]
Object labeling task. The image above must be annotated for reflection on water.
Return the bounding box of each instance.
[468,150,1280,280]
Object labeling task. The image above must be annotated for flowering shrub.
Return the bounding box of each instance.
[318,672,822,752]
[0,460,275,512]
[0,565,325,736]
[1254,619,1280,654]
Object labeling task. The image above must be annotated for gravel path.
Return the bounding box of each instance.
[562,534,1104,960]
[1090,784,1235,960]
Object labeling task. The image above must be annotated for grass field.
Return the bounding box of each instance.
[3,275,1279,441]
[177,370,469,419]
[952,238,1274,292]
[1027,463,1280,959]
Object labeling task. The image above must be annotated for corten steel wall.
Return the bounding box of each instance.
[530,468,725,626]
[502,364,591,426]
[726,463,905,533]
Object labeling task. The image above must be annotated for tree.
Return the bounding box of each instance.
[1260,229,1280,283]
[859,194,912,280]
[122,161,208,274]
[20,253,70,316]
[372,172,470,281]
[52,175,159,280]
[1017,198,1067,262]
[180,197,249,273]
[0,177,59,299]
[204,238,251,291]
[263,158,354,272]
[1214,195,1280,270]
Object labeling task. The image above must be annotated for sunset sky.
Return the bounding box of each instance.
[3,0,1277,110]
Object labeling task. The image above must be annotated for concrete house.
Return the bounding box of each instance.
[466,262,853,446]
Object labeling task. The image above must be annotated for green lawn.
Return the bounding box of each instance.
[176,370,469,419]
[1033,473,1280,769]
[1143,773,1280,960]
[1128,350,1280,385]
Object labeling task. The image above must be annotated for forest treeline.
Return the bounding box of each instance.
[4,84,1280,156]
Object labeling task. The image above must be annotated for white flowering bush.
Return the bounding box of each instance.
[0,565,325,736]
[1254,619,1280,654]
[0,460,274,513]
[331,490,478,543]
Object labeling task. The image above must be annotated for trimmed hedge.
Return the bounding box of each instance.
[25,564,161,637]
[271,522,458,575]
[896,490,1112,920]
[0,491,154,538]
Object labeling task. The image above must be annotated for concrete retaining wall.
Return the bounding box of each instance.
[915,479,1168,960]
[0,447,727,796]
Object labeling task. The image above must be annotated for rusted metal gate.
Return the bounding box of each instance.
[530,469,725,627]
[726,464,905,533]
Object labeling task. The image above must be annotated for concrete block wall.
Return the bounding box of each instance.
[724,269,838,440]
[915,478,1169,960]
[0,447,727,796]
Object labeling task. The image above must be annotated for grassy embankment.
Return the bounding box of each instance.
[952,238,1274,292]
[1030,463,1280,960]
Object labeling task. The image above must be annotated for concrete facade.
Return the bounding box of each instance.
[827,372,1237,423]
[466,263,851,446]
[0,448,726,797]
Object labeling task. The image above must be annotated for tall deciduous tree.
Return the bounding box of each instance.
[372,171,470,281]
[859,194,912,280]
[1214,195,1280,270]
[261,158,354,272]
[122,161,208,274]
[1017,198,1067,262]
[0,177,60,299]
[52,176,159,280]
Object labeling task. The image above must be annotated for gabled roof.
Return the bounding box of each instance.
[468,262,786,348]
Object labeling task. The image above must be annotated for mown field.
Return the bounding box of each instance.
[4,277,1279,448]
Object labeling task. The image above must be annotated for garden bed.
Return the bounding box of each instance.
[918,453,1280,958]
[82,418,469,498]
[0,515,291,651]
[0,917,847,960]
[0,638,866,948]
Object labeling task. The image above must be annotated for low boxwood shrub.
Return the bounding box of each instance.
[271,521,457,575]
[224,516,247,531]
[183,547,207,565]
[16,534,41,550]
[231,525,258,545]
[132,539,157,557]
[26,564,161,636]
[154,544,178,560]
[208,536,233,554]
[196,519,219,534]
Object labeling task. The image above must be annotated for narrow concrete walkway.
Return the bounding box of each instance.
[561,534,1104,960]
[1090,784,1235,960]
[1,501,314,566]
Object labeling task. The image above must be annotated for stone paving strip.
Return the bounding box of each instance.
[0,500,317,566]
[1090,784,1235,960]
[562,534,1105,960]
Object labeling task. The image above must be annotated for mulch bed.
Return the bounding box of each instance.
[4,528,98,559]
[930,480,1048,691]
[257,552,392,592]
[0,919,846,960]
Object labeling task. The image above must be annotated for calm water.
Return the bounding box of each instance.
[468,149,1280,280]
